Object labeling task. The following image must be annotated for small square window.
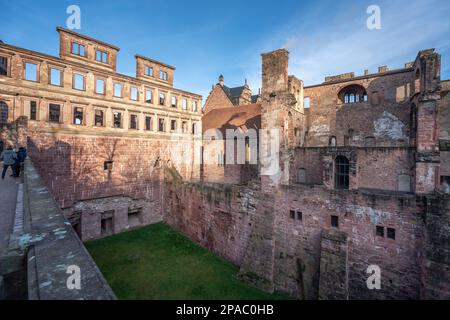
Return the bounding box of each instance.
[387,228,396,240]
[290,210,295,220]
[376,226,384,237]
[297,210,302,222]
[331,215,339,228]
[50,68,62,86]
[25,62,38,81]
[104,160,113,171]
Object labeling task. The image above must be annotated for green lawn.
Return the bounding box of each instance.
[85,223,289,300]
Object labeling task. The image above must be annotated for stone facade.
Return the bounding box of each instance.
[1,26,449,299]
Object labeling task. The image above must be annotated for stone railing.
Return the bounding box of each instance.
[20,158,116,300]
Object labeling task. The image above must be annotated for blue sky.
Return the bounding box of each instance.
[1,0,450,101]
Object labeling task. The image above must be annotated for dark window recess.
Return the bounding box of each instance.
[145,116,152,131]
[159,119,165,132]
[30,101,37,120]
[130,114,138,129]
[104,160,113,171]
[335,156,350,190]
[297,210,303,222]
[441,176,450,186]
[290,210,295,220]
[113,112,122,128]
[49,104,60,123]
[95,110,104,126]
[376,226,384,237]
[101,212,113,236]
[73,107,83,125]
[0,101,8,126]
[387,228,396,240]
[331,215,339,228]
[0,56,7,75]
[171,120,177,131]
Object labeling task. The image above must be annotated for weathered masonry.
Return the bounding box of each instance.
[1,26,449,300]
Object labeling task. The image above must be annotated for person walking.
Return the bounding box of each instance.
[1,146,17,179]
[15,147,27,177]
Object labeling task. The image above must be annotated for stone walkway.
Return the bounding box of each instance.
[0,169,19,255]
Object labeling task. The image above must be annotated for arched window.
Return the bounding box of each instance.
[0,101,8,126]
[335,156,349,190]
[340,85,368,104]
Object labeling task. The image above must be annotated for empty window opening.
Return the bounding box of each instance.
[145,116,153,131]
[95,50,107,63]
[128,208,143,228]
[182,98,188,110]
[171,96,177,108]
[159,118,165,132]
[71,43,85,56]
[30,101,37,121]
[0,56,8,76]
[130,86,138,101]
[95,78,105,94]
[290,210,295,220]
[170,119,177,131]
[335,156,350,190]
[104,160,113,171]
[245,137,250,164]
[303,97,310,109]
[73,107,83,125]
[376,226,384,237]
[25,62,38,81]
[130,114,138,129]
[113,112,122,128]
[340,85,367,104]
[49,104,61,123]
[73,73,85,91]
[101,211,114,236]
[192,101,197,112]
[114,83,122,97]
[182,121,188,133]
[192,122,198,134]
[387,228,396,240]
[329,136,337,147]
[297,210,303,222]
[159,93,166,105]
[50,68,62,86]
[95,110,104,127]
[160,70,168,80]
[0,101,8,126]
[145,89,153,103]
[331,215,339,228]
[145,66,153,76]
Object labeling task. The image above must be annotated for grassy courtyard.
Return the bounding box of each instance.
[85,223,288,300]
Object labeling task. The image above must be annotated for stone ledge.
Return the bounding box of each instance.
[22,158,116,300]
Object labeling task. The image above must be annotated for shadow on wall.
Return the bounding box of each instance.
[27,133,163,209]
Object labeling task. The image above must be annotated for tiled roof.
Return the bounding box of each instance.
[202,103,261,134]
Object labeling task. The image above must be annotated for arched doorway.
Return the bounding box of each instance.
[335,156,350,190]
[0,101,8,126]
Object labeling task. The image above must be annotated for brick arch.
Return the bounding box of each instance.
[338,84,368,104]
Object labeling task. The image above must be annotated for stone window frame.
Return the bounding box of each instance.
[95,49,108,64]
[159,70,168,81]
[0,54,11,77]
[144,115,153,131]
[192,121,198,134]
[158,117,166,132]
[331,215,339,228]
[192,100,198,112]
[72,71,86,91]
[171,95,178,108]
[94,108,106,127]
[71,41,86,57]
[170,119,177,132]
[48,102,63,123]
[94,76,106,95]
[129,113,139,130]
[48,65,64,87]
[23,59,40,82]
[303,96,310,109]
[24,99,39,121]
[159,92,166,106]
[181,120,188,133]
[112,110,123,129]
[130,85,139,101]
[73,105,85,125]
[145,87,154,104]
[113,81,123,98]
[0,99,11,125]
[182,98,188,110]
[145,66,153,77]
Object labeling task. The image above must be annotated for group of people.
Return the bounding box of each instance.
[0,145,27,180]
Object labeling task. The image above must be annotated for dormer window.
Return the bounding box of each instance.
[145,66,153,77]
[71,42,85,57]
[159,70,168,81]
[95,50,108,63]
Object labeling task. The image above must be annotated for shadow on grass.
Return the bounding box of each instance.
[85,223,290,300]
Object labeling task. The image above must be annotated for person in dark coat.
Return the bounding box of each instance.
[1,146,17,179]
[15,147,27,177]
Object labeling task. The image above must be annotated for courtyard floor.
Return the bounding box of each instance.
[85,223,288,300]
